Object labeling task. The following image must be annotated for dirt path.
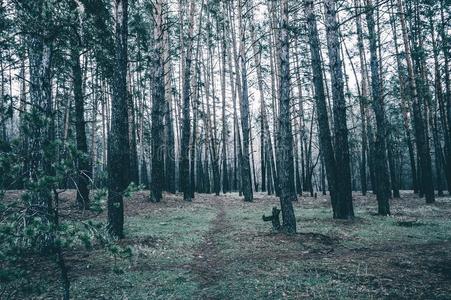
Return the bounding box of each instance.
[190,201,230,296]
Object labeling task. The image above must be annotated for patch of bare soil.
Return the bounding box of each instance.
[222,231,340,264]
[3,190,451,298]
[333,241,451,298]
[194,192,451,298]
[189,201,229,297]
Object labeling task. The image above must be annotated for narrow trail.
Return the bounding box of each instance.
[190,201,230,297]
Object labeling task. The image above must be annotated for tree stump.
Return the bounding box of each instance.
[262,206,281,230]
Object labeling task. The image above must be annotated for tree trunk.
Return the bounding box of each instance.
[304,0,337,216]
[429,6,451,193]
[396,0,435,203]
[355,0,368,196]
[249,12,277,195]
[190,64,199,197]
[387,131,400,198]
[180,0,196,201]
[128,87,139,185]
[108,0,130,238]
[28,37,54,210]
[226,19,239,192]
[206,12,221,196]
[150,0,165,203]
[439,0,451,159]
[365,0,390,215]
[294,39,305,196]
[249,114,258,192]
[237,0,253,202]
[277,0,296,233]
[19,55,29,190]
[324,0,354,219]
[221,4,230,194]
[72,48,90,209]
[90,63,99,187]
[190,3,205,197]
[163,10,176,193]
[389,0,418,193]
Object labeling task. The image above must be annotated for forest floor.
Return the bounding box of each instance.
[2,190,451,299]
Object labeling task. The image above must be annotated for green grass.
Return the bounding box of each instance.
[53,206,211,299]
[125,206,216,265]
[4,191,451,299]
[207,259,360,299]
[70,269,198,300]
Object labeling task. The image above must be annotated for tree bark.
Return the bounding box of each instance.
[206,11,221,196]
[150,0,165,203]
[180,0,196,201]
[429,6,451,193]
[396,0,435,203]
[365,0,390,215]
[304,0,337,216]
[108,0,130,238]
[221,3,230,194]
[163,10,176,194]
[72,48,90,209]
[324,0,354,219]
[389,0,418,193]
[355,0,368,196]
[237,0,253,202]
[277,0,296,233]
